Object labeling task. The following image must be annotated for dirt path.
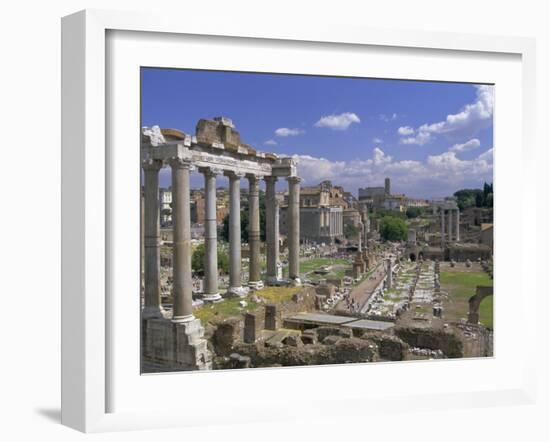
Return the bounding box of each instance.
[336,263,386,312]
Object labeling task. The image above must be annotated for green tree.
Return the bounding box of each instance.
[454,183,493,210]
[370,208,406,220]
[405,207,422,219]
[475,192,484,207]
[192,243,230,275]
[221,191,266,242]
[343,223,359,239]
[454,188,483,210]
[379,216,408,242]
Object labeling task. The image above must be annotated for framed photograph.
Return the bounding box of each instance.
[62,9,537,432]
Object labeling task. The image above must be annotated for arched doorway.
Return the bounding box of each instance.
[409,253,416,262]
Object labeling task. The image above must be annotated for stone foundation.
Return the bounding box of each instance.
[142,317,212,371]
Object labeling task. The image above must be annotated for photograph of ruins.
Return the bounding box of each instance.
[140,68,494,372]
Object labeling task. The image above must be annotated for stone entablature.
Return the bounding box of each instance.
[141,122,296,179]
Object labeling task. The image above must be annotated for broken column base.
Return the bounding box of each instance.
[226,286,249,297]
[265,276,286,286]
[201,292,223,303]
[248,280,264,290]
[143,317,212,371]
[288,277,302,287]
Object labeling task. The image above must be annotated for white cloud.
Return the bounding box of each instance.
[398,85,494,145]
[264,139,278,146]
[477,148,494,163]
[397,126,414,136]
[449,138,481,153]
[286,144,493,198]
[275,127,304,137]
[372,137,383,144]
[380,113,398,122]
[400,128,432,145]
[314,112,360,130]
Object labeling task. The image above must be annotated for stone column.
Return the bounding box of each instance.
[142,159,164,319]
[287,176,302,285]
[440,208,446,248]
[386,258,393,290]
[247,174,263,289]
[448,208,453,242]
[455,209,460,242]
[200,167,222,302]
[265,176,280,285]
[225,171,246,297]
[169,158,194,323]
[357,220,363,252]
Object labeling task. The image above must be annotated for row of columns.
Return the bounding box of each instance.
[141,158,301,322]
[440,208,460,247]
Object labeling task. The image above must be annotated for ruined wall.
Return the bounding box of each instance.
[448,245,492,261]
[395,325,464,358]
[196,118,241,149]
[226,337,378,368]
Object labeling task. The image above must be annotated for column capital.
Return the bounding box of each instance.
[199,166,223,177]
[224,170,246,180]
[287,176,302,185]
[167,157,193,170]
[141,158,163,171]
[264,175,278,184]
[246,173,260,183]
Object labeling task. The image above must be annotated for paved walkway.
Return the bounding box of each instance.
[347,263,386,311]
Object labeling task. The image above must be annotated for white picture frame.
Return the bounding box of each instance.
[61,9,537,433]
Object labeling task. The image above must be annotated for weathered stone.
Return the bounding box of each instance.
[143,317,211,370]
[316,326,352,342]
[283,334,303,347]
[232,337,377,367]
[243,312,258,344]
[301,329,318,345]
[314,294,326,310]
[142,125,166,146]
[315,283,336,297]
[264,304,277,331]
[323,335,342,345]
[395,325,463,358]
[196,117,241,148]
[363,333,407,361]
[229,353,251,369]
[211,317,241,356]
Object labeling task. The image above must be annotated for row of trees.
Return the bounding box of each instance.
[220,192,267,243]
[191,243,230,276]
[453,182,493,210]
[378,216,408,242]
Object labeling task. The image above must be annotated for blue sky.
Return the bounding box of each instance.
[141,68,494,199]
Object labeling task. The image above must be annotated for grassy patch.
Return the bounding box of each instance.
[257,286,303,303]
[479,296,493,329]
[440,270,493,328]
[194,297,258,325]
[299,257,349,274]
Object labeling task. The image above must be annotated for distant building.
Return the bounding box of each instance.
[190,190,205,225]
[359,177,429,211]
[343,208,362,227]
[159,187,172,226]
[480,223,493,249]
[280,180,343,244]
